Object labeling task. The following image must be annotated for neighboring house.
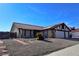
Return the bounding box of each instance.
[71,29,79,38]
[10,22,71,39]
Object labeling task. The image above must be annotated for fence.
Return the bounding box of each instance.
[0,32,17,39]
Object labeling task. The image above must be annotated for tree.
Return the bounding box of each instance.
[71,27,75,30]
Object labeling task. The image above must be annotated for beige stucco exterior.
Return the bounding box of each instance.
[48,30,53,38]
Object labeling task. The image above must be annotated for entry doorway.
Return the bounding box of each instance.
[34,30,41,37]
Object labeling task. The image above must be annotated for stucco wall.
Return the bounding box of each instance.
[65,32,69,38]
[11,27,19,38]
[48,30,53,38]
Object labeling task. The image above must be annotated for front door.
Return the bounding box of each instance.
[34,30,40,37]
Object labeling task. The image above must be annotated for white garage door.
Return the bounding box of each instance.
[56,31,64,38]
[72,32,79,38]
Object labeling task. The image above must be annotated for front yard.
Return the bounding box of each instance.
[2,38,79,56]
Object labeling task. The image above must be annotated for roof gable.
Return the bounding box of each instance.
[44,23,71,31]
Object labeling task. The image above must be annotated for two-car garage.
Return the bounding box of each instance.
[55,31,69,39]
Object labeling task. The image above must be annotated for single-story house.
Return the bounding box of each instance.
[71,29,79,38]
[10,22,71,39]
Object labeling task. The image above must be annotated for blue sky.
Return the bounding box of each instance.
[0,3,79,31]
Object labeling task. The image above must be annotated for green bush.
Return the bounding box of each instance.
[36,33,44,40]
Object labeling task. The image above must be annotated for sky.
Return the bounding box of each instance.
[0,3,79,31]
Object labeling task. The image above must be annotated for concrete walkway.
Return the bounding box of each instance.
[46,44,79,56]
[13,39,30,45]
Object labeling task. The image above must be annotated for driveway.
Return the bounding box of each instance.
[46,44,79,56]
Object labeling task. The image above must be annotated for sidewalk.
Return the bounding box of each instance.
[46,44,79,56]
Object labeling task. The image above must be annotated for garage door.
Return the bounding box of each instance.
[72,32,79,38]
[56,31,64,38]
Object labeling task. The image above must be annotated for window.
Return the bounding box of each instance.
[26,30,30,38]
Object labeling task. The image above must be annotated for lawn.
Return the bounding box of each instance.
[2,38,79,56]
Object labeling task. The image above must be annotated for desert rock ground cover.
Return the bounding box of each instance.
[0,40,9,56]
[2,38,79,56]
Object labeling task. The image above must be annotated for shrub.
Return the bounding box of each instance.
[36,32,44,40]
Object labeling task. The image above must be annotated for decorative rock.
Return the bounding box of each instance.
[2,54,9,56]
[0,46,6,49]
[2,50,8,53]
[0,40,9,56]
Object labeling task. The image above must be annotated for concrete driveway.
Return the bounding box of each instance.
[46,44,79,56]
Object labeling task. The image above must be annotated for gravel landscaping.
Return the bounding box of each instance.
[2,38,79,56]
